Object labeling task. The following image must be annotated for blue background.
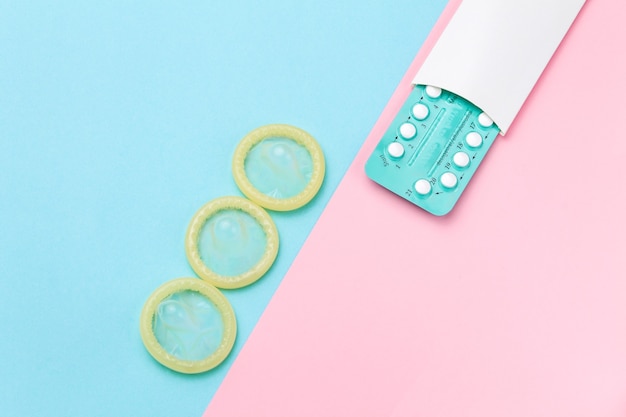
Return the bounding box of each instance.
[0,1,446,415]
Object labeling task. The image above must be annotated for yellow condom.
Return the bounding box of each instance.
[232,124,325,211]
[139,278,237,374]
[185,196,279,289]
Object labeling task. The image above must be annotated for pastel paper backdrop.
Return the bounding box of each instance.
[205,0,626,416]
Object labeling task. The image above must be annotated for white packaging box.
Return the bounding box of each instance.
[412,0,586,134]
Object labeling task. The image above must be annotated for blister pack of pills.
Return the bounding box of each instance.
[365,84,500,215]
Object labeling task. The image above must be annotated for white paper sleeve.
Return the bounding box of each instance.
[412,0,586,134]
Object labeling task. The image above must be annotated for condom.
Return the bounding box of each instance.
[139,277,237,374]
[232,124,325,211]
[185,196,279,289]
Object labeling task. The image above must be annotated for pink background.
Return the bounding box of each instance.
[205,0,626,415]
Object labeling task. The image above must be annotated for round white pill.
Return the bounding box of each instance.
[425,85,442,99]
[440,172,458,189]
[414,179,432,195]
[399,122,417,139]
[387,142,405,158]
[411,103,429,120]
[453,152,470,168]
[465,131,483,148]
[478,112,494,128]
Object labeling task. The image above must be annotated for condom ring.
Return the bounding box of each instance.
[232,124,325,211]
[139,277,237,374]
[185,196,279,289]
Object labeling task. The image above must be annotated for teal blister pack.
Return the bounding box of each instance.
[365,84,500,216]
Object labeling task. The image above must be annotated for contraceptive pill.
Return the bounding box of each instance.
[465,131,483,148]
[414,179,432,196]
[399,122,417,139]
[425,85,442,99]
[478,112,494,128]
[411,103,430,120]
[440,172,458,189]
[387,142,405,158]
[453,151,470,169]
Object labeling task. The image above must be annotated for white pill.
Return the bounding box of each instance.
[399,122,417,139]
[453,152,470,168]
[440,172,458,189]
[425,85,442,99]
[465,131,483,148]
[414,179,432,195]
[411,103,429,120]
[478,112,494,128]
[387,142,405,158]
